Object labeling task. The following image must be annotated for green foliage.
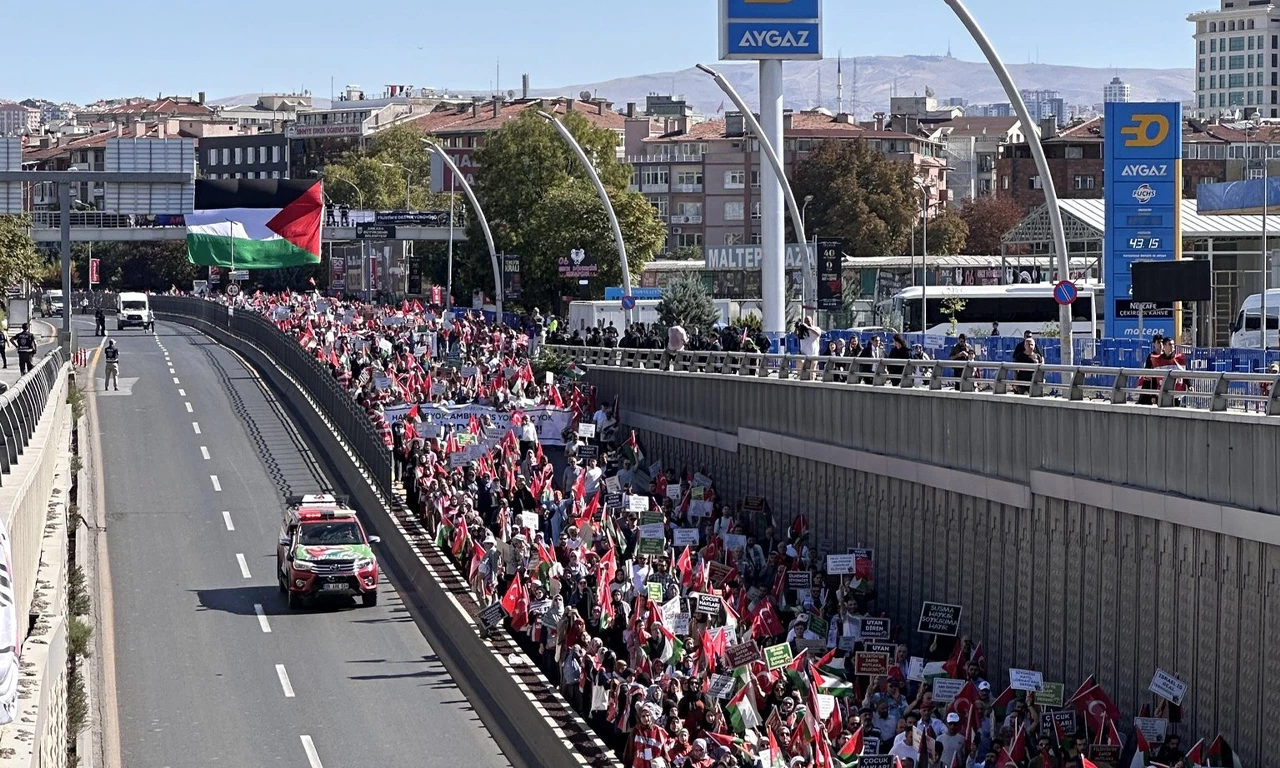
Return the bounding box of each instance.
[67,383,86,422]
[940,297,967,335]
[0,215,45,287]
[959,196,1026,255]
[68,565,91,616]
[531,346,572,381]
[916,208,969,255]
[320,123,455,212]
[790,140,917,258]
[736,311,763,332]
[656,274,719,331]
[67,666,87,745]
[73,241,197,292]
[68,616,92,659]
[463,110,665,310]
[672,245,703,261]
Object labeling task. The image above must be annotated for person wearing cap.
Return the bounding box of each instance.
[937,711,967,767]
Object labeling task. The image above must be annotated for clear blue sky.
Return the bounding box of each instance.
[8,0,1206,104]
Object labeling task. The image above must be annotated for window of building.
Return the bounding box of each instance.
[724,170,746,189]
[1073,175,1095,190]
[1212,93,1218,107]
[724,232,745,245]
[271,145,281,163]
[1260,34,1266,48]
[235,172,242,179]
[258,146,267,164]
[1200,40,1206,54]
[1230,91,1246,106]
[234,147,243,164]
[751,201,762,220]
[1001,175,1010,190]
[1250,72,1256,87]
[676,201,702,218]
[675,232,702,248]
[1249,91,1256,105]
[272,171,280,179]
[1230,73,1246,88]
[1249,168,1266,180]
[1212,38,1218,53]
[1250,36,1256,50]
[1065,146,1083,159]
[750,170,761,187]
[221,148,230,165]
[797,138,813,152]
[1231,36,1246,51]
[651,196,669,218]
[750,232,762,245]
[1230,55,1245,69]
[675,170,703,187]
[1249,54,1256,68]
[641,168,669,187]
[208,149,218,166]
[724,201,745,221]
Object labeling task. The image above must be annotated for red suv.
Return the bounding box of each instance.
[277,495,380,609]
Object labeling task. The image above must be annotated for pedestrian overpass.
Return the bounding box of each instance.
[25,211,467,244]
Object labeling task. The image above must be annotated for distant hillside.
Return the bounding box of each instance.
[532,55,1193,118]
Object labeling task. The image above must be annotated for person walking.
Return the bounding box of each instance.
[103,339,120,391]
[0,327,8,369]
[94,308,106,337]
[13,323,36,375]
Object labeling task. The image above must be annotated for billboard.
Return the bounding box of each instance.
[503,253,523,301]
[816,240,843,311]
[1104,102,1182,339]
[719,0,822,61]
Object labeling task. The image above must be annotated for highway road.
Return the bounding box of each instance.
[86,316,512,767]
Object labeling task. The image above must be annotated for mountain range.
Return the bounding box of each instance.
[529,55,1193,119]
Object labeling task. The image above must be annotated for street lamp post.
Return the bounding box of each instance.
[801,194,815,313]
[913,179,933,336]
[943,0,1074,363]
[312,170,366,296]
[421,138,504,321]
[535,111,633,324]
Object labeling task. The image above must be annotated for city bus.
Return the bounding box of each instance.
[890,283,1104,339]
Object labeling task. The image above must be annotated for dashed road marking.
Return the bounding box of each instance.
[222,511,234,531]
[210,475,221,492]
[300,735,322,767]
[185,402,193,413]
[236,553,251,579]
[254,604,271,633]
[276,665,296,698]
[201,446,210,460]
[173,377,180,384]
[178,388,186,396]
[192,422,201,434]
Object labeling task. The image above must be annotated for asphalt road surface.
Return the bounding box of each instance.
[87,316,512,768]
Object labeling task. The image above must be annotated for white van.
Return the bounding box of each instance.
[1228,289,1280,349]
[116,292,152,330]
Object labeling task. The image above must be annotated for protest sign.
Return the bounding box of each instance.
[688,500,713,518]
[787,571,812,591]
[638,523,665,540]
[640,511,665,525]
[527,599,551,616]
[1032,682,1064,708]
[857,755,892,768]
[694,593,722,616]
[431,380,448,396]
[520,512,539,531]
[577,445,599,460]
[1041,710,1078,737]
[707,562,734,587]
[859,617,891,641]
[742,496,767,512]
[906,656,925,682]
[837,636,857,652]
[577,422,596,439]
[1133,717,1168,744]
[373,374,392,391]
[826,554,856,575]
[1009,668,1045,692]
[931,678,966,703]
[708,674,735,700]
[763,643,794,670]
[673,528,699,547]
[1088,745,1121,767]
[854,652,891,677]
[666,484,683,501]
[673,613,690,635]
[805,615,829,639]
[605,493,624,509]
[478,602,506,630]
[864,642,895,657]
[628,495,650,513]
[722,533,747,551]
[814,693,836,721]
[660,597,682,629]
[797,638,827,653]
[917,602,963,636]
[727,641,763,668]
[604,476,621,494]
[1148,668,1187,706]
[647,582,664,602]
[693,472,713,487]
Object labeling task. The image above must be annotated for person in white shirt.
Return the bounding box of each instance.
[796,316,823,357]
[663,323,688,370]
[583,458,604,497]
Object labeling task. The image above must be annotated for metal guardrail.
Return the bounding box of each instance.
[27,211,183,229]
[0,349,68,482]
[552,345,1280,416]
[152,297,394,497]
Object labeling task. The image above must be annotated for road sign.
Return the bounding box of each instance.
[621,295,637,311]
[1053,280,1078,306]
[225,283,241,297]
[229,269,249,282]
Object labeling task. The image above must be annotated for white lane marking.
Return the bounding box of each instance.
[200,446,210,460]
[210,475,221,492]
[222,511,234,531]
[169,368,175,375]
[276,665,296,698]
[184,402,193,413]
[254,604,271,633]
[178,388,186,396]
[192,422,201,434]
[300,736,322,767]
[236,553,251,579]
[173,377,180,384]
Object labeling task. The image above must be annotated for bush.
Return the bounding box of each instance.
[68,565,90,616]
[656,274,718,331]
[67,616,92,659]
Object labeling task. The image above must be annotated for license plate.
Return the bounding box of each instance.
[322,582,348,591]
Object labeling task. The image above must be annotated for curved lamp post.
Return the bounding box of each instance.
[421,138,504,321]
[943,0,1075,362]
[536,110,633,322]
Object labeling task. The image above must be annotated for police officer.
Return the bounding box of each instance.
[103,339,120,391]
[94,308,106,337]
[13,323,36,375]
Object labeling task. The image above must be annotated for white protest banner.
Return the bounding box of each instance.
[383,404,413,425]
[932,678,966,703]
[666,485,683,501]
[627,495,650,513]
[1133,717,1168,744]
[815,693,836,721]
[1148,669,1188,706]
[520,512,539,531]
[661,597,682,630]
[1009,668,1044,692]
[412,403,574,445]
[638,523,665,540]
[577,422,596,439]
[688,500,713,518]
[826,554,856,575]
[708,674,736,700]
[693,472,713,487]
[906,656,925,682]
[673,528,700,547]
[673,613,690,635]
[604,476,621,494]
[722,533,747,551]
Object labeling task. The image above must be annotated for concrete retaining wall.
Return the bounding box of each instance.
[589,366,1280,767]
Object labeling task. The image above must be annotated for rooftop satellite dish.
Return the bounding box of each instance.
[507,89,516,99]
[580,90,593,101]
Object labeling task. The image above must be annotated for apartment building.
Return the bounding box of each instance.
[199,133,290,180]
[1103,77,1132,104]
[622,110,949,256]
[935,117,1023,201]
[1189,1,1280,119]
[0,102,40,136]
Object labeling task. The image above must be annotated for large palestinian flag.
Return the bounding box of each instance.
[187,179,322,268]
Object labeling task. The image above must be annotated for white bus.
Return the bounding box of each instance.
[1228,289,1280,348]
[890,283,1104,339]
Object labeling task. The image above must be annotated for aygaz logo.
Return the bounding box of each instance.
[1120,114,1170,148]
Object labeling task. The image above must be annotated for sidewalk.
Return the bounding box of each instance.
[0,318,61,390]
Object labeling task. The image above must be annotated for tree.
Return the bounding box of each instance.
[914,208,969,255]
[75,241,198,291]
[958,196,1026,255]
[672,245,703,261]
[790,140,918,258]
[0,216,44,288]
[461,110,665,311]
[656,274,719,331]
[320,123,454,211]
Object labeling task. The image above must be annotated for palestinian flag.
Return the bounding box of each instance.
[187,179,323,268]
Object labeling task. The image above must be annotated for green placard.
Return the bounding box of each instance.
[1033,682,1064,708]
[637,538,665,556]
[806,615,829,639]
[647,582,664,602]
[764,642,795,671]
[640,511,665,525]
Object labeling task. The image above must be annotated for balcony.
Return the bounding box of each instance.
[674,183,703,194]
[627,153,705,165]
[641,183,670,194]
[670,215,703,225]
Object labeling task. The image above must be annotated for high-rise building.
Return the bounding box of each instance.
[1019,89,1066,126]
[1188,2,1279,119]
[1103,76,1131,103]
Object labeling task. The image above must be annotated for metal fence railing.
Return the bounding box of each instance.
[553,345,1280,416]
[152,297,393,498]
[0,348,68,482]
